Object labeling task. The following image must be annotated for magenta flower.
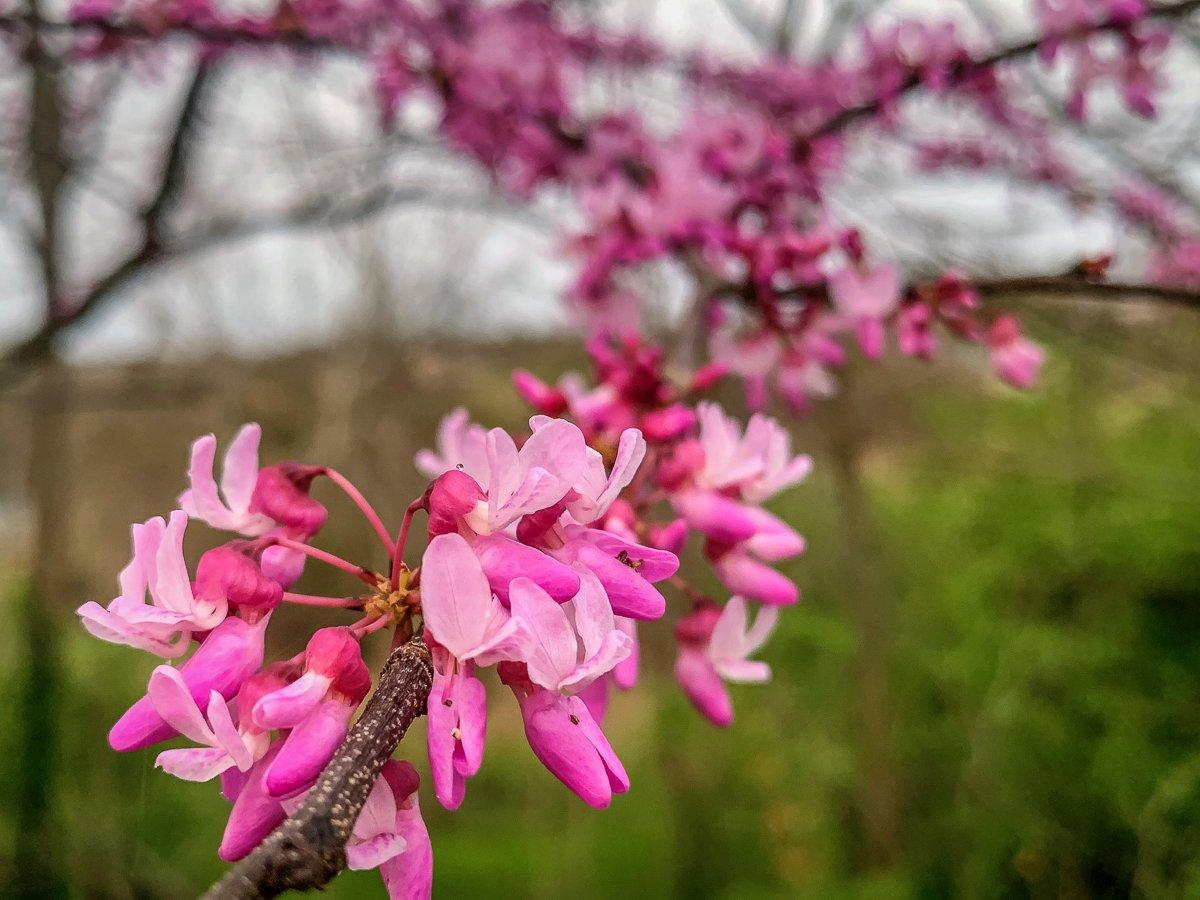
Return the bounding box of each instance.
[547,525,676,620]
[987,315,1046,389]
[512,369,569,417]
[180,424,273,535]
[77,511,229,657]
[506,678,631,809]
[492,572,634,808]
[147,665,270,782]
[346,761,433,899]
[420,532,530,808]
[829,262,901,359]
[109,614,269,752]
[471,531,581,603]
[708,543,800,607]
[219,744,288,862]
[252,627,373,799]
[674,597,777,727]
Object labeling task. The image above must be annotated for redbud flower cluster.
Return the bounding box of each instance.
[78,335,812,896]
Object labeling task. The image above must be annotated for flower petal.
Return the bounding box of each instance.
[419,533,494,659]
[146,665,217,746]
[155,746,234,782]
[252,670,330,731]
[220,423,262,516]
[508,578,577,691]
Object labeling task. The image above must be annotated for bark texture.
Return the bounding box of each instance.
[203,636,433,900]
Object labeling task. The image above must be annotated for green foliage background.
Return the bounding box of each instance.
[2,306,1198,898]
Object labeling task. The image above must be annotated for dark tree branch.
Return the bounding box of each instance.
[0,11,348,53]
[0,183,532,387]
[710,271,1200,311]
[203,637,433,900]
[0,59,213,382]
[805,0,1200,140]
[975,275,1200,308]
[143,62,214,238]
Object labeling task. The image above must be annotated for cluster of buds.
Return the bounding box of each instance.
[79,335,812,895]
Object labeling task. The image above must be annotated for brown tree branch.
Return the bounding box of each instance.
[974,274,1200,308]
[203,636,433,900]
[710,271,1200,310]
[0,60,213,382]
[0,11,348,53]
[0,184,529,387]
[805,0,1200,140]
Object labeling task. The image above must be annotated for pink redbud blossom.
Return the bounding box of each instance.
[253,627,372,798]
[508,571,631,694]
[77,511,229,657]
[674,597,777,726]
[346,761,433,899]
[414,408,490,484]
[180,424,273,535]
[148,665,270,782]
[829,262,901,359]
[512,369,569,416]
[219,744,287,862]
[987,315,1046,389]
[109,614,269,752]
[501,666,630,810]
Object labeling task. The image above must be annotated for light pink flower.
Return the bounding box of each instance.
[109,614,269,752]
[78,511,229,658]
[148,665,269,782]
[349,761,433,900]
[475,419,590,533]
[423,420,591,536]
[419,533,529,665]
[508,571,632,694]
[675,597,777,727]
[180,424,274,535]
[414,407,491,484]
[540,420,645,524]
[420,533,529,808]
[693,402,812,503]
[829,262,901,359]
[987,315,1045,389]
[709,327,781,411]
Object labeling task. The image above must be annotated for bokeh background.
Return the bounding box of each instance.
[3,0,1200,897]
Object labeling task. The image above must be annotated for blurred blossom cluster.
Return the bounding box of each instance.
[60,0,1200,409]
